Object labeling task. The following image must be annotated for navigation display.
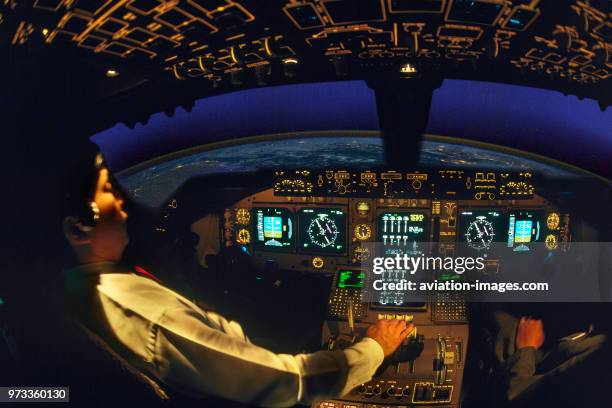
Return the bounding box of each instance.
[507,210,543,251]
[253,208,294,251]
[299,208,346,254]
[336,270,365,289]
[459,210,506,251]
[378,212,429,255]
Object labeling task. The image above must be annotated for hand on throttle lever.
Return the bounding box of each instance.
[366,319,415,357]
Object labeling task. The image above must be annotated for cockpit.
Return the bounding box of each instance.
[105,129,610,407]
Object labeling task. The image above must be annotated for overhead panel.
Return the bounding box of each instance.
[5,0,610,105]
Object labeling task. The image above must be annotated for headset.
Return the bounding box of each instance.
[63,152,105,238]
[71,201,101,234]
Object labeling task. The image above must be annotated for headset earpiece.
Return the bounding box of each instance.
[65,201,100,240]
[88,201,101,226]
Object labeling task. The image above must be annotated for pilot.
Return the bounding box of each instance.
[494,313,608,407]
[61,142,415,407]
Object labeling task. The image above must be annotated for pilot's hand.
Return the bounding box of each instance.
[365,320,415,357]
[515,317,545,350]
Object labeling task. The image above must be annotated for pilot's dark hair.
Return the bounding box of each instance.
[61,141,108,234]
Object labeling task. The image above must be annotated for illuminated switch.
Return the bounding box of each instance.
[444,351,455,365]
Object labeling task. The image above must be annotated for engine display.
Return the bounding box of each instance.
[253,207,294,251]
[507,210,543,251]
[299,208,347,254]
[378,212,429,255]
[459,210,505,251]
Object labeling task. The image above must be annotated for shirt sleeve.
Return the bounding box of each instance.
[149,306,384,408]
[503,347,540,401]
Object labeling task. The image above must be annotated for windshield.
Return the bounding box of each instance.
[117,134,582,207]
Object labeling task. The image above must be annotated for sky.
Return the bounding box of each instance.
[92,79,611,177]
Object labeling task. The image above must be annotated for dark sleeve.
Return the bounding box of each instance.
[503,347,541,401]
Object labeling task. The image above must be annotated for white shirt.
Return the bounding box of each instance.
[64,263,384,407]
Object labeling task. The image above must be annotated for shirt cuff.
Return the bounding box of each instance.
[509,347,538,377]
[345,337,385,370]
[338,337,385,396]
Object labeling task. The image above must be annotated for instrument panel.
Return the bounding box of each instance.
[224,168,567,275]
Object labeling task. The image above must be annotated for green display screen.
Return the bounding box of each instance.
[299,208,346,254]
[337,270,365,289]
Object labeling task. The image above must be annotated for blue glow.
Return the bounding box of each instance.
[514,220,533,243]
[507,215,515,247]
[263,216,283,239]
[92,80,612,178]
